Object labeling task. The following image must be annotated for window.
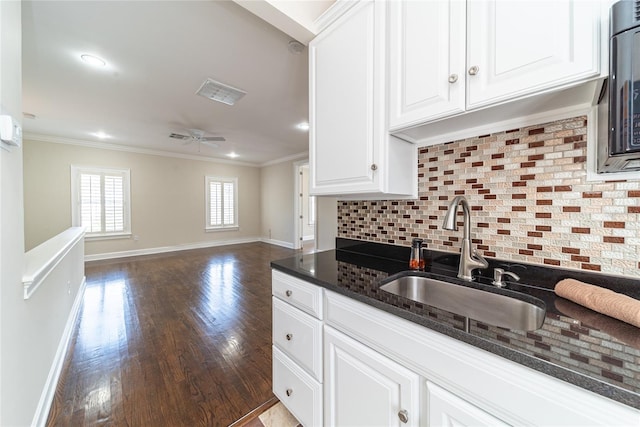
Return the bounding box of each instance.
[71,166,131,238]
[206,176,238,231]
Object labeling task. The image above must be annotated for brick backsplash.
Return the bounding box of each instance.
[338,115,640,278]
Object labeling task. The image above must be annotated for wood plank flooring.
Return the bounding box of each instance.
[46,242,296,427]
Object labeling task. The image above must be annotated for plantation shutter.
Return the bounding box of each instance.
[209,181,223,226]
[206,177,237,229]
[80,174,102,233]
[223,182,234,226]
[77,169,127,234]
[104,175,124,232]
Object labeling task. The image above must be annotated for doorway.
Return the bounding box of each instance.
[294,161,316,252]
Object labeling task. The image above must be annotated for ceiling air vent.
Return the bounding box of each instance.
[196,78,246,106]
[636,0,640,21]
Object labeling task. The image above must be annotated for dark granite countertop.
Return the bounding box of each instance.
[271,238,640,410]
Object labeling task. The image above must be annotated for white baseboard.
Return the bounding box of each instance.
[32,276,87,427]
[259,238,295,249]
[303,235,315,242]
[84,237,264,262]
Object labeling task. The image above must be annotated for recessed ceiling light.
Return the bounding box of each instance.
[80,54,106,67]
[227,152,239,158]
[92,131,110,139]
[296,122,309,131]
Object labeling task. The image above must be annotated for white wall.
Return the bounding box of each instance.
[300,164,315,239]
[2,6,88,425]
[260,159,296,247]
[23,139,262,257]
[260,160,336,250]
[1,1,24,423]
[316,196,337,250]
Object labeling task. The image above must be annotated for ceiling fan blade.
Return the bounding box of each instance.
[169,133,190,140]
[201,136,226,142]
[200,140,220,148]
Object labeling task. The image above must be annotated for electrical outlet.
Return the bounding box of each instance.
[133,234,139,241]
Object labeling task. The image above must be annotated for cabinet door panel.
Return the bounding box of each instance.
[426,381,509,427]
[466,0,599,108]
[309,0,377,193]
[325,326,420,427]
[388,0,465,129]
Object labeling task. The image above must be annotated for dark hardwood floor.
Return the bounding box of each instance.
[46,242,296,427]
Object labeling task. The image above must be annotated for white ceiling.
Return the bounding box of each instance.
[21,1,319,165]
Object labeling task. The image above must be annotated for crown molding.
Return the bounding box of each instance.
[24,133,261,167]
[260,151,308,167]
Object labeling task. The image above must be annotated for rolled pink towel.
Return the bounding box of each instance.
[555,279,640,328]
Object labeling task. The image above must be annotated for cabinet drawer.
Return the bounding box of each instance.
[273,297,323,381]
[273,346,323,427]
[272,270,323,319]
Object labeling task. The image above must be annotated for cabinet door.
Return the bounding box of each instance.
[309,0,383,195]
[325,326,421,427]
[426,381,509,427]
[466,0,599,109]
[388,0,466,130]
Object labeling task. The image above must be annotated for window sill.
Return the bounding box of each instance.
[205,226,239,233]
[85,232,132,241]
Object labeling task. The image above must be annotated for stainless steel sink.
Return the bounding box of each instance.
[379,273,546,331]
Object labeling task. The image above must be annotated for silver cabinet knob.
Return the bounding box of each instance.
[285,290,292,297]
[398,409,409,423]
[286,388,293,397]
[468,66,479,75]
[370,164,378,171]
[286,333,293,341]
[448,74,458,83]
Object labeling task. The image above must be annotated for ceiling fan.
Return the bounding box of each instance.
[169,128,225,148]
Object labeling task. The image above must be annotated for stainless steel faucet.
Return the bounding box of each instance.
[442,196,489,281]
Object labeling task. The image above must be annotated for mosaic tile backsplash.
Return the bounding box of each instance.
[338,116,640,278]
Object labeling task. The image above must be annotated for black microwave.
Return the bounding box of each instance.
[598,0,640,172]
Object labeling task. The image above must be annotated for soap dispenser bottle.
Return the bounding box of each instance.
[409,238,425,270]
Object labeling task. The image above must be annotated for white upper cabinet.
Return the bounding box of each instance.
[388,0,466,130]
[388,0,602,136]
[309,0,417,199]
[466,0,600,109]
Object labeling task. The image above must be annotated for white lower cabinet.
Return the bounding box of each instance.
[272,270,640,426]
[324,325,421,427]
[426,381,508,427]
[272,270,324,426]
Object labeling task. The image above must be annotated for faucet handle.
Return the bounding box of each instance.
[492,268,520,288]
[472,250,489,268]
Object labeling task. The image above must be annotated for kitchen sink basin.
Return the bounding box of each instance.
[379,273,546,331]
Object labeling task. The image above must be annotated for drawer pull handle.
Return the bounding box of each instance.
[285,290,292,297]
[398,410,409,423]
[286,333,293,341]
[468,65,479,76]
[448,73,458,83]
[286,388,293,397]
